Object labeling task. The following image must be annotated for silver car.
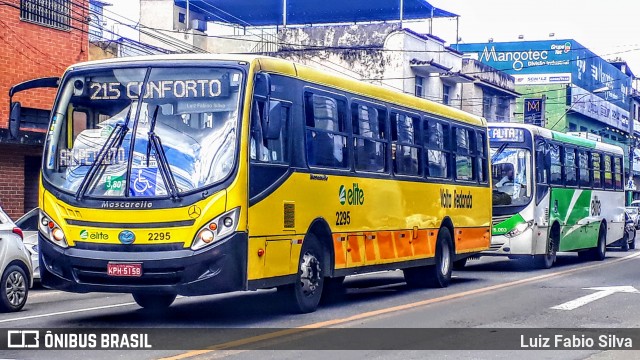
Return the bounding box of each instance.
[16,208,39,281]
[0,207,32,312]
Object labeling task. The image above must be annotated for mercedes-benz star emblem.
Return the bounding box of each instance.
[188,205,201,219]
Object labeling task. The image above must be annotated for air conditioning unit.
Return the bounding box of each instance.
[191,19,207,32]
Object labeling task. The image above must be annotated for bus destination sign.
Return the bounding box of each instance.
[488,127,525,142]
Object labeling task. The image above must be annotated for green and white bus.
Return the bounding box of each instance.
[487,123,625,268]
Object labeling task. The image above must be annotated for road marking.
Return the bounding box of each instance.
[161,252,640,360]
[0,302,137,324]
[551,286,640,310]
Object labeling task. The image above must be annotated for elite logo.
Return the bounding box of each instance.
[339,183,364,206]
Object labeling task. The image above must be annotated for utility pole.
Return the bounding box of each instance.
[629,85,636,204]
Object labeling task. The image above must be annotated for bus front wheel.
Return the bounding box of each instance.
[535,234,557,269]
[284,234,325,313]
[132,293,176,310]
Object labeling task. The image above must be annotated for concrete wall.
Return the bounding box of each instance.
[140,0,207,52]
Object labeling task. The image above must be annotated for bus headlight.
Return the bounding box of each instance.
[505,220,534,238]
[39,210,68,248]
[191,207,240,251]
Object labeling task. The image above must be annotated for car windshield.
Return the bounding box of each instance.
[42,67,244,198]
[490,147,532,207]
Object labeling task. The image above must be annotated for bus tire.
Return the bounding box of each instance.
[284,234,324,313]
[535,232,557,269]
[403,227,453,288]
[588,226,607,261]
[132,293,176,310]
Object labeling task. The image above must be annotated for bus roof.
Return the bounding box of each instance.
[489,122,624,155]
[66,54,487,128]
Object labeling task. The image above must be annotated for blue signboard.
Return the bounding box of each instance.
[457,39,631,109]
[488,127,525,142]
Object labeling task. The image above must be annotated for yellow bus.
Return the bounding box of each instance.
[25,54,491,313]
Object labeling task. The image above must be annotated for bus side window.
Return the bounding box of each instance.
[535,139,547,184]
[577,150,590,187]
[613,156,623,190]
[390,112,421,176]
[424,119,450,179]
[591,153,602,188]
[476,131,487,183]
[564,147,577,187]
[250,101,289,164]
[603,154,613,189]
[548,144,562,185]
[304,93,348,168]
[352,103,387,173]
[453,127,473,181]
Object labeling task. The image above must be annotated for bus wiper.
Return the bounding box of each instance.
[491,142,509,163]
[76,107,132,200]
[146,105,180,200]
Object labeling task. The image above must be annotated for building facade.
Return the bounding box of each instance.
[458,40,634,170]
[0,0,89,218]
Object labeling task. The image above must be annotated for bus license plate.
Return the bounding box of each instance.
[107,263,142,277]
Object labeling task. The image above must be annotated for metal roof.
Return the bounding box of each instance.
[174,0,458,27]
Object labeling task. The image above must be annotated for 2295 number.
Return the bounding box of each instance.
[148,232,171,241]
[335,211,351,226]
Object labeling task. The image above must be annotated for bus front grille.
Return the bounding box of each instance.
[492,215,512,226]
[73,266,184,286]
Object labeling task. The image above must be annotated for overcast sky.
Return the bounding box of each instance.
[103,0,640,74]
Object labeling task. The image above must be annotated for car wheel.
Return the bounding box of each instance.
[0,265,29,312]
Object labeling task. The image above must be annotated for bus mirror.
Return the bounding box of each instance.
[9,102,21,139]
[254,73,271,99]
[263,100,282,140]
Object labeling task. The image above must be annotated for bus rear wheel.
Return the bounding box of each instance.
[580,226,606,261]
[132,293,176,310]
[403,227,453,288]
[284,234,324,313]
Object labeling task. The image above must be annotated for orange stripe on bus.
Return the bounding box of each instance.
[377,231,395,260]
[347,235,363,264]
[394,230,413,258]
[412,229,430,256]
[455,227,491,252]
[332,234,346,267]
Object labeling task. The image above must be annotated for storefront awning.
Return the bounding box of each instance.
[174,0,458,27]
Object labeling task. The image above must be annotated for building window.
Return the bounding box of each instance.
[178,13,186,24]
[20,0,71,30]
[443,84,451,105]
[579,126,587,132]
[568,123,577,132]
[415,76,424,98]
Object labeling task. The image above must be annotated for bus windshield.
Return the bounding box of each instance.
[43,66,244,198]
[491,146,532,207]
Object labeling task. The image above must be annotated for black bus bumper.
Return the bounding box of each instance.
[39,232,247,296]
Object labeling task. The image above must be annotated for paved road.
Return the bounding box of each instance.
[2,249,640,360]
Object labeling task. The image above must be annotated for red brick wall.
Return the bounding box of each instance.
[0,145,42,220]
[0,0,88,219]
[0,0,89,128]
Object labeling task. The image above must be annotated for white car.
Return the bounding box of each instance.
[16,208,39,281]
[0,207,32,312]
